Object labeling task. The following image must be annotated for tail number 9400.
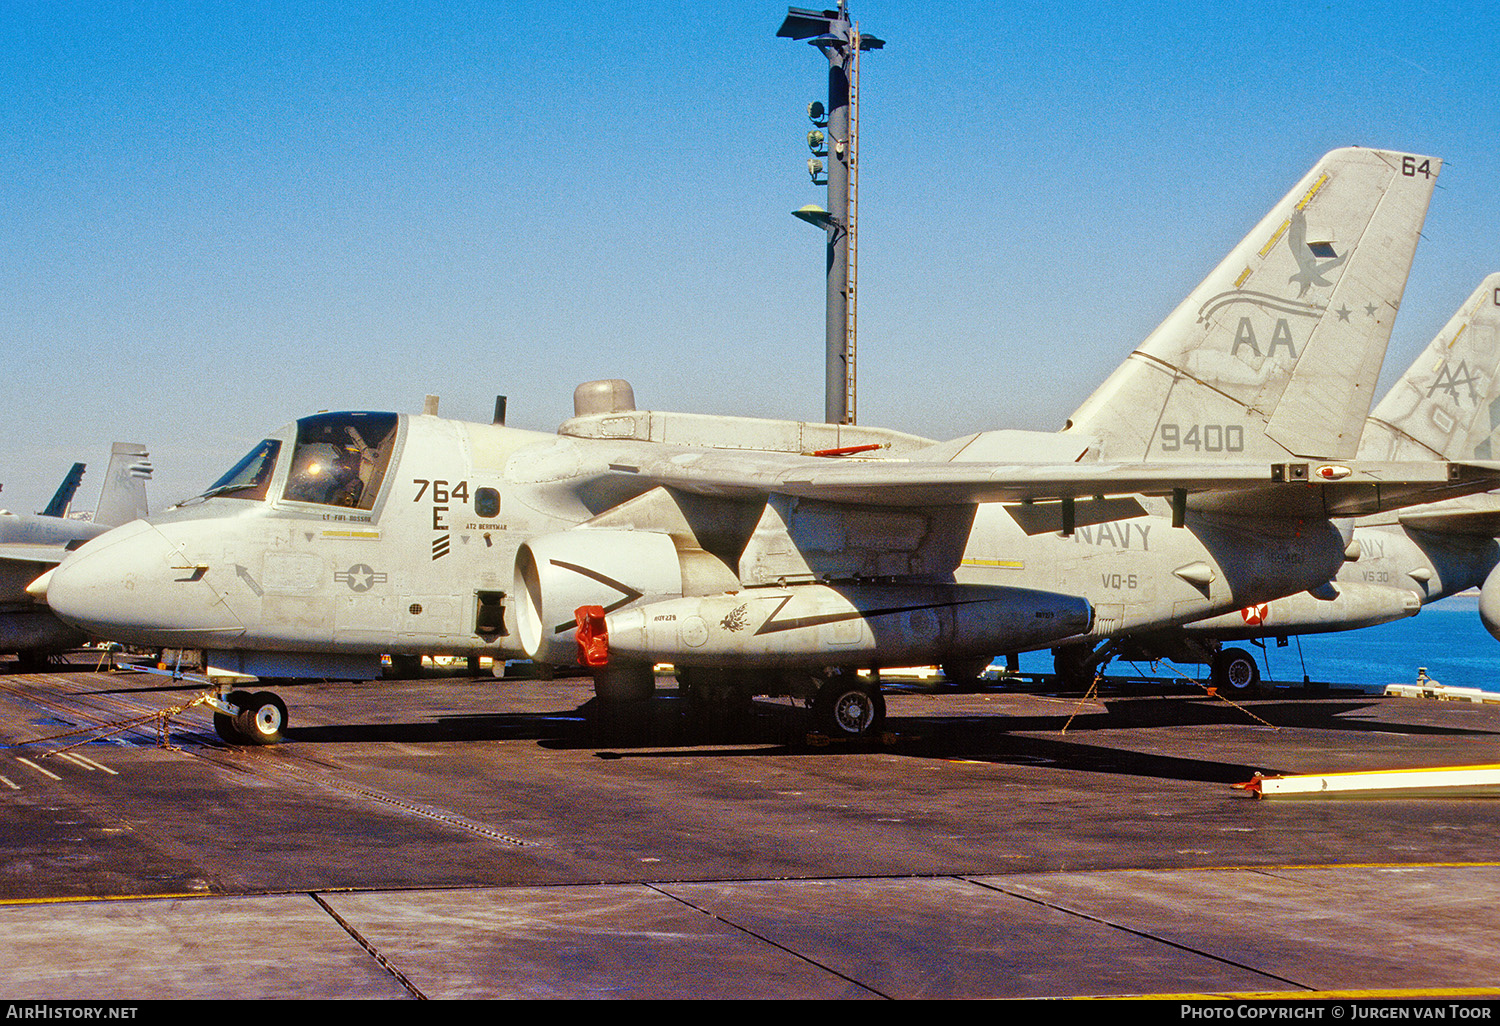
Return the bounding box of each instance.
[1159,424,1244,453]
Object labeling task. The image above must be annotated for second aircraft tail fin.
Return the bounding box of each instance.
[1359,274,1500,461]
[1064,148,1440,462]
[39,462,86,518]
[92,443,153,528]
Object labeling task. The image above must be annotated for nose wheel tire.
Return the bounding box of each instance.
[213,689,254,744]
[214,690,289,745]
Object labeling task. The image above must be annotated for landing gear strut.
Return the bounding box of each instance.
[1052,642,1113,690]
[940,656,991,689]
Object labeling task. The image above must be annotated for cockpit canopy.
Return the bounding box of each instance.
[283,412,399,509]
[191,412,400,510]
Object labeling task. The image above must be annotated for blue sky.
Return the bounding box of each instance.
[3,1,1499,512]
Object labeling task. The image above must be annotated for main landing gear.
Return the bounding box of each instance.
[1051,639,1264,695]
[1211,646,1262,695]
[775,669,886,739]
[669,666,887,741]
[812,673,886,738]
[212,688,289,745]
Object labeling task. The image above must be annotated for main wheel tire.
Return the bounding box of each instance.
[214,689,260,744]
[813,678,886,739]
[1212,647,1262,695]
[235,691,288,745]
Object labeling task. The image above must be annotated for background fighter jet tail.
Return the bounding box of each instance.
[38,463,86,519]
[1064,148,1440,463]
[1359,273,1500,462]
[90,442,152,527]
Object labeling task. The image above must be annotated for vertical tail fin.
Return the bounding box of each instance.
[1065,148,1440,462]
[92,443,153,527]
[39,463,86,518]
[1359,275,1500,461]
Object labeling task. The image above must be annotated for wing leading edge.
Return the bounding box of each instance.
[598,444,1500,518]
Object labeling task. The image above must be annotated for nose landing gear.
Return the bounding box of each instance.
[212,688,288,745]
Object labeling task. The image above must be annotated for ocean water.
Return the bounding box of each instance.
[1013,592,1500,693]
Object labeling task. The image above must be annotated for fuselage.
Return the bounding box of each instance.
[41,409,1358,676]
[1181,512,1500,641]
[44,414,567,667]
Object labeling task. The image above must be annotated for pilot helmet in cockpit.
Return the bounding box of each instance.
[285,441,365,507]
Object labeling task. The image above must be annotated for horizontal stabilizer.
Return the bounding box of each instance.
[915,430,1092,464]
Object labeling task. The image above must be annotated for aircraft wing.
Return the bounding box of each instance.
[602,450,1265,504]
[600,446,1500,515]
[1185,461,1500,518]
[0,543,72,611]
[1396,492,1500,536]
[0,543,72,568]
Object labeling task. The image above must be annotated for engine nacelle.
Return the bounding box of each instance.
[600,582,1093,669]
[1480,564,1500,643]
[515,529,733,664]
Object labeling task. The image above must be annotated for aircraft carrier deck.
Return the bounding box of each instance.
[1,659,1498,1000]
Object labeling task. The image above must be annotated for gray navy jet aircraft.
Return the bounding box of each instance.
[30,147,1498,743]
[0,443,152,663]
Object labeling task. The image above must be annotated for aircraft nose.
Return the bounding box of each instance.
[45,520,246,646]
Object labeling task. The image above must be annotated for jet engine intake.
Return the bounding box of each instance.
[514,529,733,664]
